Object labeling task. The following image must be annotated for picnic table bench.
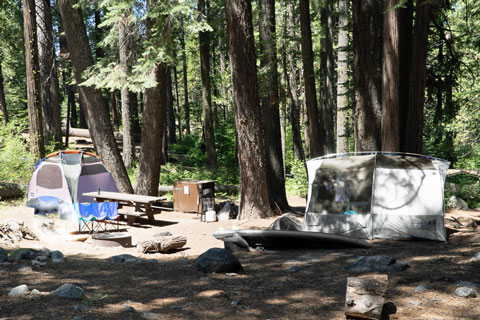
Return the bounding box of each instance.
[82,191,166,226]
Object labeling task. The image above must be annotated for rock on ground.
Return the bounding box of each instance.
[8,284,29,297]
[455,287,477,298]
[195,248,243,273]
[346,255,410,273]
[48,284,84,300]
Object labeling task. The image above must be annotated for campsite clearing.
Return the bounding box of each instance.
[1,197,480,319]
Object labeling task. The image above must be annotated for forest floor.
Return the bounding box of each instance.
[1,196,480,319]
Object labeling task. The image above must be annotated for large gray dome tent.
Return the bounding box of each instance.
[26,150,118,218]
[305,152,450,241]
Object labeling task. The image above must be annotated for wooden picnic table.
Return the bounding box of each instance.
[82,191,166,226]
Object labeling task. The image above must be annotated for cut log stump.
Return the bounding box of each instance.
[345,274,388,320]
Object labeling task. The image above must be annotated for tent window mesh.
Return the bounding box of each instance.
[36,164,63,189]
[307,156,375,214]
[81,164,108,175]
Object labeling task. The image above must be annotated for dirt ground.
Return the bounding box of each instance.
[1,196,480,320]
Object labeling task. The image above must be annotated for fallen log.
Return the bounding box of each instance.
[447,169,480,179]
[0,182,24,200]
[137,235,187,253]
[345,274,388,320]
[62,127,140,142]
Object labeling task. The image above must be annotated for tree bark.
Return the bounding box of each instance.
[403,0,432,154]
[166,66,176,144]
[259,0,289,211]
[0,61,8,124]
[37,0,62,145]
[352,0,383,152]
[173,66,182,139]
[285,1,304,161]
[135,1,169,196]
[180,16,190,135]
[225,0,275,219]
[336,0,350,153]
[319,0,335,155]
[299,0,322,158]
[398,0,413,150]
[119,9,135,168]
[198,0,217,169]
[59,0,133,193]
[381,0,400,152]
[23,0,45,159]
[110,90,120,132]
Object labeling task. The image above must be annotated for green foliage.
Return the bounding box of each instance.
[0,121,36,185]
[445,174,480,209]
[285,159,308,197]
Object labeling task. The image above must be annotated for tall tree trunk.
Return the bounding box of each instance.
[50,58,62,148]
[403,0,432,154]
[319,0,335,154]
[94,8,104,60]
[444,71,455,164]
[259,0,289,211]
[0,61,8,124]
[381,0,400,151]
[135,1,169,196]
[300,0,322,158]
[180,16,190,135]
[198,0,217,169]
[37,0,61,146]
[173,65,182,139]
[225,0,275,219]
[166,66,176,144]
[110,90,120,132]
[352,0,383,151]
[24,0,45,159]
[336,0,350,153]
[398,0,413,149]
[59,0,133,193]
[119,9,135,168]
[285,1,304,161]
[78,99,87,128]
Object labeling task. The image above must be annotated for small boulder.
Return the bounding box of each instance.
[112,254,141,263]
[31,260,46,267]
[346,255,410,273]
[48,283,84,300]
[8,284,29,297]
[51,250,64,260]
[18,265,33,273]
[455,287,477,298]
[195,248,243,273]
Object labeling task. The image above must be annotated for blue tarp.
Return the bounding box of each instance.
[73,202,119,221]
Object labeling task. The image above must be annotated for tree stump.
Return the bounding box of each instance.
[138,235,187,253]
[345,274,388,320]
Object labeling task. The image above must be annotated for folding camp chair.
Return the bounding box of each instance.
[74,202,120,234]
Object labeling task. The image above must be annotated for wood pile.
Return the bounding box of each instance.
[137,234,187,253]
[0,221,38,244]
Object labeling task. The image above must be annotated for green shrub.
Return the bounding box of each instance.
[0,120,37,185]
[445,174,480,209]
[285,159,308,197]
